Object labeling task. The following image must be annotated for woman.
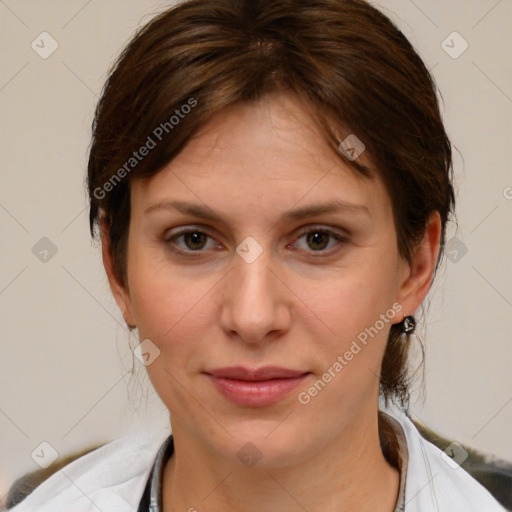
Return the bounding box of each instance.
[8,0,507,510]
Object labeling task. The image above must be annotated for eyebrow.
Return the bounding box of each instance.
[144,199,370,222]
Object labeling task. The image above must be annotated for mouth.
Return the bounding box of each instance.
[205,366,311,407]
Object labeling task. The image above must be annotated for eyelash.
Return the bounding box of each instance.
[163,225,348,259]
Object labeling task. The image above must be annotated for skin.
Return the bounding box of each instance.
[102,92,441,511]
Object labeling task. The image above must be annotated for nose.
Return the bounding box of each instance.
[219,248,291,345]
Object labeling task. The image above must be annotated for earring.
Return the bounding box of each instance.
[402,315,416,334]
[126,321,136,331]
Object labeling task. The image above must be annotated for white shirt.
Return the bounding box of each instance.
[7,406,507,511]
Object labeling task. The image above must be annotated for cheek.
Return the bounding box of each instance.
[131,274,210,351]
[297,255,402,406]
[126,242,223,373]
[295,272,401,418]
[128,264,218,410]
[304,258,400,344]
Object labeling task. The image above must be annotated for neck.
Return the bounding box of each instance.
[162,407,400,512]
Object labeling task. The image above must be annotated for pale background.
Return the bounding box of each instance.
[0,0,511,500]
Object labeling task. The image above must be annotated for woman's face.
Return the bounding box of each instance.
[109,92,427,468]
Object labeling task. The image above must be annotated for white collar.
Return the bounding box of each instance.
[381,403,506,511]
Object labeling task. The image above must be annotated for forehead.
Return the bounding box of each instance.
[131,92,391,223]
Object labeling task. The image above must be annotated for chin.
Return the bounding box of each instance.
[209,418,311,470]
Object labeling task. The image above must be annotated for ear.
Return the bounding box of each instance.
[396,211,442,316]
[100,217,134,328]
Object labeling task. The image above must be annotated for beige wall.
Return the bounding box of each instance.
[1,0,511,497]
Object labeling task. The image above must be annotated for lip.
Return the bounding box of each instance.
[205,366,310,407]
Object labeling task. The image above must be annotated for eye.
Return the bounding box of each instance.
[164,225,348,258]
[164,227,220,255]
[292,226,348,255]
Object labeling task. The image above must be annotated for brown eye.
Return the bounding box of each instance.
[293,226,348,256]
[182,232,208,250]
[165,227,220,256]
[305,231,331,251]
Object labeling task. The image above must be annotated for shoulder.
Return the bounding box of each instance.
[7,425,171,512]
[382,405,508,512]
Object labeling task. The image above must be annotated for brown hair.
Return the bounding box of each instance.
[87,0,455,407]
